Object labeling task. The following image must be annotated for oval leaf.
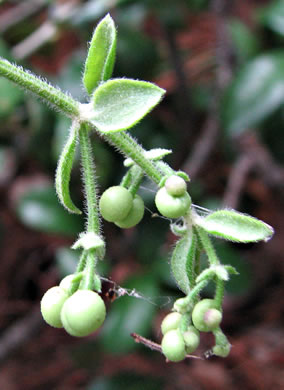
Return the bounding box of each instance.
[197,209,274,243]
[171,230,196,294]
[55,122,81,214]
[91,78,165,133]
[222,52,284,136]
[83,14,117,95]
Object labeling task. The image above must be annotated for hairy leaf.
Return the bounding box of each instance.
[91,78,165,133]
[171,230,197,294]
[196,209,274,243]
[55,122,81,214]
[83,14,116,95]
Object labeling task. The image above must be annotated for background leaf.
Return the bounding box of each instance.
[222,52,284,136]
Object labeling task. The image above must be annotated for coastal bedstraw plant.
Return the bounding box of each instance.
[0,15,274,361]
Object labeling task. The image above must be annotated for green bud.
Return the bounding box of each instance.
[41,286,69,328]
[161,329,186,362]
[161,312,182,335]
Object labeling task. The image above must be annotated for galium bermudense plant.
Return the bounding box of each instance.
[0,15,274,361]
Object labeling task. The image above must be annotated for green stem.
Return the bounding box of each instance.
[0,57,79,118]
[82,250,97,290]
[196,227,219,265]
[128,166,144,196]
[120,169,132,188]
[106,132,163,185]
[214,278,225,309]
[155,161,175,177]
[76,250,88,273]
[79,124,100,234]
[184,279,209,306]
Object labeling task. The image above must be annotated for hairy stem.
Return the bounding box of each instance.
[79,125,100,234]
[128,166,144,196]
[0,57,79,117]
[214,278,225,309]
[106,132,163,184]
[196,227,219,265]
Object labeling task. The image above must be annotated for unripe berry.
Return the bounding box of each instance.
[161,329,186,362]
[183,326,200,353]
[155,187,191,218]
[165,175,187,197]
[40,286,69,328]
[99,186,133,222]
[61,290,106,337]
[161,312,182,335]
[212,343,231,357]
[173,298,189,314]
[59,274,75,292]
[192,299,222,332]
[115,194,144,228]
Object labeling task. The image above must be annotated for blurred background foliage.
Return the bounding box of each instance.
[0,1,283,389]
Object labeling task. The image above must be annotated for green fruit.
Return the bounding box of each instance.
[165,175,187,197]
[183,326,200,354]
[192,299,222,332]
[115,194,144,228]
[212,343,231,357]
[59,274,75,292]
[155,187,191,218]
[161,312,182,335]
[99,186,133,222]
[161,329,186,362]
[61,290,106,337]
[40,286,69,328]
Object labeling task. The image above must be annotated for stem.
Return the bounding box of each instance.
[76,250,88,273]
[82,250,97,290]
[196,227,219,265]
[0,57,79,117]
[106,132,163,184]
[214,278,225,309]
[184,279,209,306]
[79,124,100,234]
[120,169,132,188]
[128,166,144,196]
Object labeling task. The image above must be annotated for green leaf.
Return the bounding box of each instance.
[258,0,284,36]
[222,52,284,136]
[196,209,274,243]
[16,185,83,237]
[83,14,116,95]
[171,230,197,294]
[55,122,81,214]
[91,78,165,133]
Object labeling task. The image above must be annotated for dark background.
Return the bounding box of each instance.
[0,0,283,389]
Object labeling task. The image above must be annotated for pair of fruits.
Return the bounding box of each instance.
[161,299,223,362]
[161,312,200,362]
[155,175,191,218]
[40,275,106,337]
[99,186,144,228]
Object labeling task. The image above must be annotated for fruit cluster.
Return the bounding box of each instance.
[161,299,228,362]
[40,275,106,337]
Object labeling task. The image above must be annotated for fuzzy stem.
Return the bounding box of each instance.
[120,169,132,188]
[128,166,144,196]
[76,250,88,273]
[82,250,97,290]
[105,132,163,185]
[196,227,219,265]
[79,124,100,234]
[214,278,225,309]
[0,57,79,117]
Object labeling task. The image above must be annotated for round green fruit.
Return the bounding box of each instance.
[61,290,106,337]
[192,299,222,332]
[212,343,231,357]
[165,175,187,197]
[40,286,69,328]
[59,274,75,293]
[161,329,186,362]
[155,187,191,218]
[183,326,200,354]
[161,312,182,335]
[99,186,133,222]
[115,194,144,228]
